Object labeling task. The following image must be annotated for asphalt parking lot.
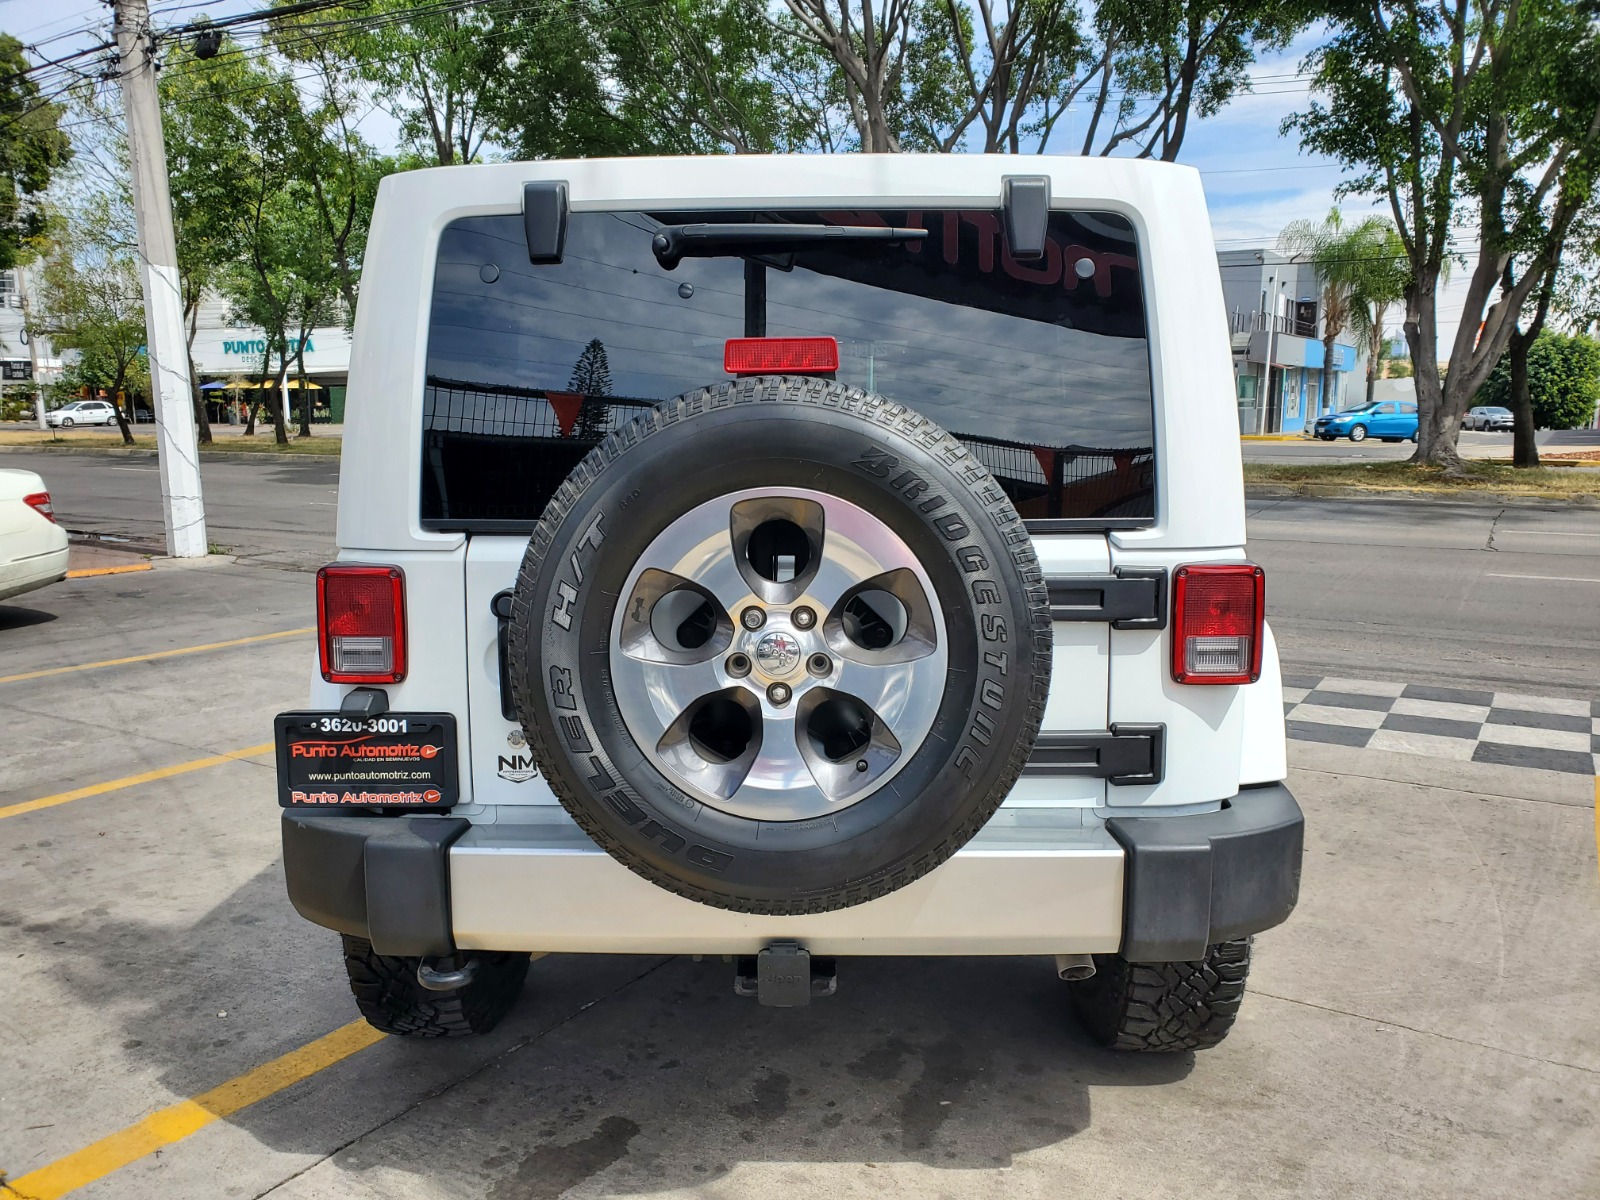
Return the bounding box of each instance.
[1,461,1598,1198]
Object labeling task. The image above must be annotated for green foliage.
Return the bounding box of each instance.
[1287,0,1600,466]
[29,193,148,413]
[1479,331,1600,430]
[0,34,72,269]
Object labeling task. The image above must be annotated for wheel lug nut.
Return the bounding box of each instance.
[807,652,831,676]
[726,652,752,678]
[792,606,816,630]
[855,759,869,773]
[740,606,766,631]
[767,682,791,706]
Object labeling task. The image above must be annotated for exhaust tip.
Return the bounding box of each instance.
[1054,953,1096,982]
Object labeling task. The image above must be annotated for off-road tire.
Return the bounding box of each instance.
[1069,937,1252,1052]
[340,934,530,1037]
[508,376,1052,916]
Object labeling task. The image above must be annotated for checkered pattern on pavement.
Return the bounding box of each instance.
[1282,675,1600,776]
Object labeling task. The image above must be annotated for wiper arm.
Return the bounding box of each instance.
[651,223,928,270]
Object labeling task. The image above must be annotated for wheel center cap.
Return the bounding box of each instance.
[754,631,802,677]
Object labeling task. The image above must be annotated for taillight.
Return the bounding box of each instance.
[317,564,406,683]
[24,492,56,523]
[724,336,839,376]
[1171,563,1264,685]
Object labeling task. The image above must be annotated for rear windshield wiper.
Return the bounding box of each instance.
[651,223,928,270]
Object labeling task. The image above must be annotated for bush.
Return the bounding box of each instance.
[1479,331,1600,429]
[0,389,39,421]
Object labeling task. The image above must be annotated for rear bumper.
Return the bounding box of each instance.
[0,543,70,602]
[282,784,1302,962]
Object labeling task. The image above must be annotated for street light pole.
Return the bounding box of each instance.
[113,0,207,557]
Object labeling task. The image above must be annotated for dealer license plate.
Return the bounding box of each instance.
[274,712,458,810]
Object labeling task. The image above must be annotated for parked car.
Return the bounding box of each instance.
[1313,401,1419,442]
[0,468,69,602]
[277,156,1302,1052]
[1464,406,1514,431]
[44,400,117,428]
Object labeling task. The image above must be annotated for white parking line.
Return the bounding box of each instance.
[1485,573,1600,584]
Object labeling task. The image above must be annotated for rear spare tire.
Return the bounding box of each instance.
[508,377,1052,914]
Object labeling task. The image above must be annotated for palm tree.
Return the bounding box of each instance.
[1344,222,1411,405]
[1278,210,1405,414]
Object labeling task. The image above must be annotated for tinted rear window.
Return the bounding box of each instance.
[422,208,1154,529]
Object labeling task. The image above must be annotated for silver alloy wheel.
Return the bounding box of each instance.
[609,487,948,822]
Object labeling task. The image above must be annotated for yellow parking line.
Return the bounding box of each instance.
[65,562,154,578]
[0,628,312,685]
[2,1020,387,1199]
[0,743,274,821]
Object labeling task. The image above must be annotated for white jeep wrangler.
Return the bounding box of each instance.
[277,155,1302,1051]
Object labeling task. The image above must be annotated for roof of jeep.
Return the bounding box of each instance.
[376,153,1202,211]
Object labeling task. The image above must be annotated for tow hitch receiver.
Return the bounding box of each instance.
[734,941,837,1007]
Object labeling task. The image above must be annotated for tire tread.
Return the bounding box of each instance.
[1069,938,1252,1052]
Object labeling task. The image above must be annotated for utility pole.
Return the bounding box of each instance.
[113,0,207,557]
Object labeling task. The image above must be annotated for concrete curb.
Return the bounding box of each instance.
[0,444,339,464]
[1245,483,1600,507]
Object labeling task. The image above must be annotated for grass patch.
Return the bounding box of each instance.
[1243,460,1600,497]
[0,430,341,455]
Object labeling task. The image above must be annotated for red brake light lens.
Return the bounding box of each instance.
[724,336,839,376]
[316,565,406,683]
[1171,563,1264,685]
[23,492,56,523]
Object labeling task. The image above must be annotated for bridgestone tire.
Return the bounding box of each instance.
[1068,938,1252,1052]
[340,935,530,1037]
[508,377,1052,915]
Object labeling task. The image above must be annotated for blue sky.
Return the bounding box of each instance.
[6,3,1474,344]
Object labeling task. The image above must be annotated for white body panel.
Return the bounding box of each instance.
[0,469,69,601]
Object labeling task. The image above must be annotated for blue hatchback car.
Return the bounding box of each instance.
[1312,400,1418,443]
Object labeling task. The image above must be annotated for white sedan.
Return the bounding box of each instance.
[0,468,69,601]
[44,400,118,428]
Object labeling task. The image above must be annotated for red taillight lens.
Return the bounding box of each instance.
[1171,563,1264,685]
[23,492,56,523]
[724,336,839,376]
[316,565,406,683]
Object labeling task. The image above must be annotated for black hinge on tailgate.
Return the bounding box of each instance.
[1025,724,1165,786]
[1045,567,1166,629]
[492,589,515,720]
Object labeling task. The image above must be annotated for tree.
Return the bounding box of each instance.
[1277,209,1398,415]
[1344,221,1410,405]
[0,34,72,270]
[1289,0,1600,471]
[764,0,1303,156]
[30,199,148,446]
[568,337,613,440]
[1480,330,1600,431]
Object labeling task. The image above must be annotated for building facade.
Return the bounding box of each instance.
[1218,248,1367,435]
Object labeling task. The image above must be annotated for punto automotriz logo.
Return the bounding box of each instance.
[498,753,540,783]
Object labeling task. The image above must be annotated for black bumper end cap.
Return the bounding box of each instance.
[1106,783,1303,963]
[281,813,470,958]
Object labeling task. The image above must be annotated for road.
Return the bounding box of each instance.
[1,519,1595,1198]
[8,447,1598,694]
[1243,426,1600,463]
